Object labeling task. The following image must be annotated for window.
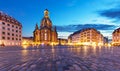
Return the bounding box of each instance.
[12,20,14,23]
[16,30,18,33]
[2,22,5,25]
[7,28,10,31]
[12,34,14,36]
[7,33,10,35]
[7,19,10,22]
[2,17,5,20]
[12,38,14,40]
[19,39,21,41]
[45,30,47,33]
[12,29,14,32]
[2,37,5,39]
[45,33,47,40]
[87,37,90,39]
[7,24,10,26]
[16,34,18,37]
[16,38,18,40]
[16,26,18,28]
[2,27,5,30]
[12,25,14,27]
[86,40,90,42]
[2,32,5,35]
[7,37,10,40]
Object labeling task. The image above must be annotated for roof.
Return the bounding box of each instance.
[69,28,101,37]
[112,27,120,34]
[0,11,22,27]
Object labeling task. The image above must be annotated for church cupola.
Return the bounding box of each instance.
[44,9,49,18]
[40,9,52,29]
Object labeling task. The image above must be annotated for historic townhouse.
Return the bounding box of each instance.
[112,28,120,46]
[68,28,104,46]
[0,12,22,46]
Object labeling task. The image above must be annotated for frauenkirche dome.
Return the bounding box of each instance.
[40,9,52,29]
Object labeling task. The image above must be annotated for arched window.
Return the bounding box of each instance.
[45,33,47,40]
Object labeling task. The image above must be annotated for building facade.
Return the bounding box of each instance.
[33,9,58,45]
[58,38,68,45]
[22,37,33,46]
[68,28,104,46]
[0,12,22,46]
[112,28,120,46]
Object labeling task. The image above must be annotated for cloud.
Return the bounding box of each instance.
[98,5,120,21]
[56,24,118,39]
[56,24,117,32]
[99,9,120,19]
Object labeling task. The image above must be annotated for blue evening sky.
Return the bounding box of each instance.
[0,0,120,39]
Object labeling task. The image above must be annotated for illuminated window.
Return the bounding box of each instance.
[45,33,47,40]
[45,30,47,33]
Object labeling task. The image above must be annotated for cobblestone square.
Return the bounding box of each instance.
[0,46,120,71]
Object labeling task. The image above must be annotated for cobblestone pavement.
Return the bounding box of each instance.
[0,46,120,71]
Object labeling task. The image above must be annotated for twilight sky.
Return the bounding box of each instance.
[0,0,120,39]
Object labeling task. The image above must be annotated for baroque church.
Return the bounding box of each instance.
[33,9,58,45]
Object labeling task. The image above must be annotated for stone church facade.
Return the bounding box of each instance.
[33,9,58,45]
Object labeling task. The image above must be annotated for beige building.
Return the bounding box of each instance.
[112,28,120,46]
[22,37,33,46]
[68,28,104,46]
[33,9,58,45]
[0,12,22,46]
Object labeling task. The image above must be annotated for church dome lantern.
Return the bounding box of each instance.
[44,9,49,18]
[40,9,52,29]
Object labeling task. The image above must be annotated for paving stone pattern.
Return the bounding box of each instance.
[0,46,120,71]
